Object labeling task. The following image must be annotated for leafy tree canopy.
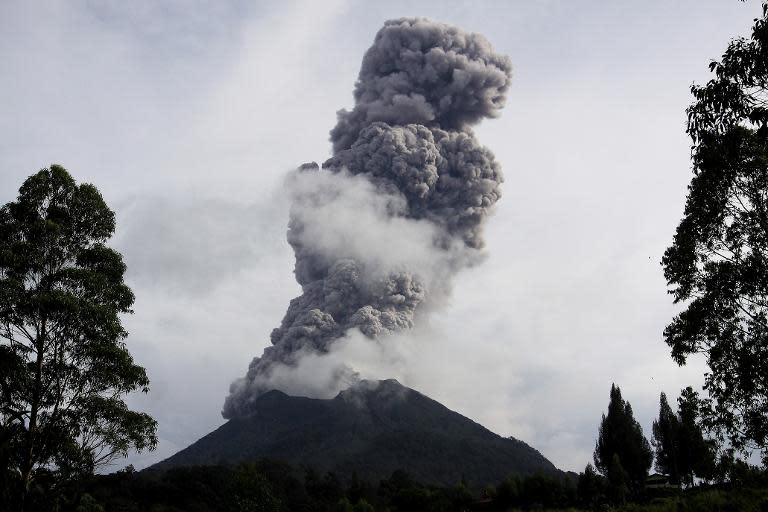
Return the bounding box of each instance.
[652,388,716,487]
[652,392,681,483]
[662,2,768,461]
[593,384,653,498]
[676,387,717,485]
[0,165,156,510]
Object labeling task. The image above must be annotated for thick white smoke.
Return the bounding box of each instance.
[223,17,511,418]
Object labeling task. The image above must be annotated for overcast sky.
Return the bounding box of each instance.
[1,1,764,473]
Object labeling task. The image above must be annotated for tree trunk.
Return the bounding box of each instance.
[20,319,45,510]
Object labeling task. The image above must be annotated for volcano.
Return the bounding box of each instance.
[150,380,558,487]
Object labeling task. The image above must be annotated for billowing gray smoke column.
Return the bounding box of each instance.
[223,18,511,418]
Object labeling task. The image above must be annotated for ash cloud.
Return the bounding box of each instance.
[223,17,511,418]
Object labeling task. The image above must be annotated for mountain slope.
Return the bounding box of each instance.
[150,379,558,486]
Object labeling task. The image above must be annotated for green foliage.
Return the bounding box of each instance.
[675,388,716,485]
[652,389,717,488]
[576,463,607,509]
[74,493,105,512]
[607,454,630,506]
[713,448,768,487]
[306,469,346,511]
[78,459,768,512]
[332,497,374,512]
[593,384,653,499]
[85,463,492,512]
[652,393,680,483]
[352,499,375,512]
[619,484,768,512]
[231,464,281,512]
[487,472,576,510]
[493,475,522,508]
[0,166,157,509]
[333,497,354,512]
[662,2,768,461]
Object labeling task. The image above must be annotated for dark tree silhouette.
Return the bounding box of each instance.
[593,384,652,498]
[576,463,607,509]
[606,454,629,506]
[652,388,717,487]
[662,3,768,462]
[676,387,717,486]
[0,166,156,510]
[652,392,681,483]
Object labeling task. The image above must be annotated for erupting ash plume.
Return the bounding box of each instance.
[223,18,512,418]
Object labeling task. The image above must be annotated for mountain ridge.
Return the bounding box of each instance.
[149,379,559,487]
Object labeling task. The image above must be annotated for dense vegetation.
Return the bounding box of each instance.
[37,380,766,511]
[70,459,768,512]
[593,385,652,503]
[651,388,716,487]
[0,167,156,511]
[662,0,768,462]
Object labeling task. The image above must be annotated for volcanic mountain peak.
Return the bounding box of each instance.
[151,380,558,487]
[335,378,411,405]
